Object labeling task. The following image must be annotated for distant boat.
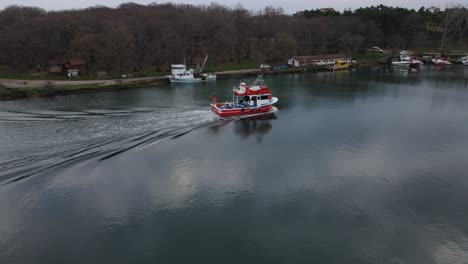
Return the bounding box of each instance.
[432,58,451,66]
[393,51,422,68]
[409,58,423,68]
[457,56,468,64]
[391,60,411,67]
[167,55,216,83]
[462,60,468,66]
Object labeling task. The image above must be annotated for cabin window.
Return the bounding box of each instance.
[260,95,268,100]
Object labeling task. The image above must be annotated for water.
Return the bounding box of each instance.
[1,66,468,263]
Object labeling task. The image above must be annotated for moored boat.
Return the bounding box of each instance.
[167,55,217,83]
[210,75,278,117]
[409,58,423,68]
[391,60,411,67]
[432,58,451,65]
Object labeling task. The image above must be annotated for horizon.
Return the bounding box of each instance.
[0,0,460,14]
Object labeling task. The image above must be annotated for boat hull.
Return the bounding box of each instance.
[168,75,217,83]
[391,61,411,67]
[211,97,278,117]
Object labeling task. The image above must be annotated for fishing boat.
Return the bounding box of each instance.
[167,55,216,83]
[210,75,278,117]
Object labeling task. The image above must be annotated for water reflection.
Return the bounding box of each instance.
[233,113,276,143]
[208,112,276,143]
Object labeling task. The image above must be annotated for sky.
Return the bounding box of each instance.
[0,0,458,13]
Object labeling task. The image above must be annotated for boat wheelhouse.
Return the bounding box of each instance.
[210,76,278,117]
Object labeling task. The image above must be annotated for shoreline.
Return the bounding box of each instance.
[0,59,390,101]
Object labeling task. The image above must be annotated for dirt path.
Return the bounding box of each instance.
[0,68,268,89]
[0,76,167,88]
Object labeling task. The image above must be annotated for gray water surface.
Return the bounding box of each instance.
[1,66,468,263]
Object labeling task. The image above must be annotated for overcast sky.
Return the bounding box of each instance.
[0,0,458,13]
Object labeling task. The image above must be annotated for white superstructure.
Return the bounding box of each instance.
[167,55,217,83]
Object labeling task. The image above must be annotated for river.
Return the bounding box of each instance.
[1,65,468,263]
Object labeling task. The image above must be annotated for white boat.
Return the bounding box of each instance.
[395,51,423,67]
[410,59,423,65]
[392,60,411,67]
[392,52,414,67]
[167,65,216,83]
[457,56,468,63]
[432,58,452,65]
[463,60,468,66]
[167,55,216,83]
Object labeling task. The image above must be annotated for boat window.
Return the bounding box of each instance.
[260,95,268,100]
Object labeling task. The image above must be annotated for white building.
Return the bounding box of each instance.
[288,54,352,67]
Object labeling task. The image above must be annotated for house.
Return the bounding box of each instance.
[427,6,441,13]
[288,54,351,67]
[65,58,86,76]
[426,22,444,33]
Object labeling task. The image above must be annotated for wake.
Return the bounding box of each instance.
[0,107,218,186]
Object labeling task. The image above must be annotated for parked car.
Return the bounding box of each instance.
[259,64,271,69]
[371,47,384,52]
[272,65,288,70]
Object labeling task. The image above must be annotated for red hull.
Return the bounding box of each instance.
[211,104,273,117]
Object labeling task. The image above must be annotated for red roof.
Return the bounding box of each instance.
[233,85,270,96]
[68,58,86,66]
[293,54,349,62]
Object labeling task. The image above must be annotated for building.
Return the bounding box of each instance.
[288,54,351,67]
[426,22,444,33]
[65,58,86,76]
[427,6,441,13]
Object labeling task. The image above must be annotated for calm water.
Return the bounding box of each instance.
[1,66,468,264]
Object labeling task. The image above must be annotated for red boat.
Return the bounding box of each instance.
[210,75,279,117]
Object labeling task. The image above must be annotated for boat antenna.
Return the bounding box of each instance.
[252,74,266,86]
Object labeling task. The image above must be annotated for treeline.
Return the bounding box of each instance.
[0,3,467,75]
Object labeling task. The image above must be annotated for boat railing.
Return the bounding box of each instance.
[251,75,266,87]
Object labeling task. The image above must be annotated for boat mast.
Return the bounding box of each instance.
[200,55,209,73]
[252,74,266,86]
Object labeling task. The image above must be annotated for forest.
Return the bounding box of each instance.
[0,3,467,76]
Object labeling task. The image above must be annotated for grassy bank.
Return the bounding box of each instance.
[353,52,392,67]
[0,53,393,100]
[0,80,167,100]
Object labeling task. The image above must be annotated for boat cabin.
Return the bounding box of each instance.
[170,64,195,78]
[230,83,272,108]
